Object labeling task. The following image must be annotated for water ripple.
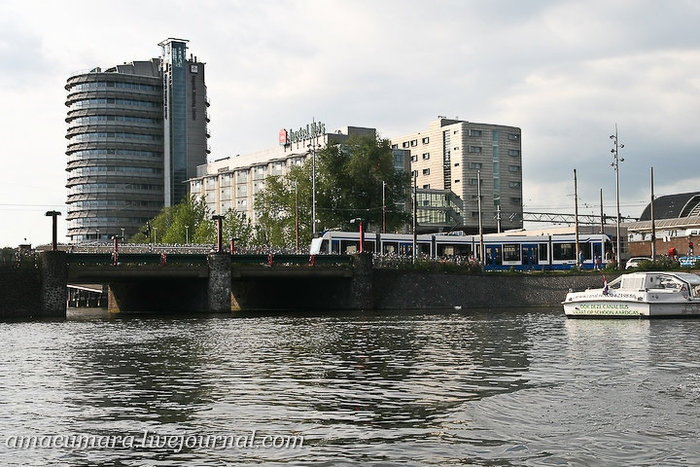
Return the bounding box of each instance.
[0,311,699,465]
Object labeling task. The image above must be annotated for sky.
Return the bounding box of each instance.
[1,0,700,247]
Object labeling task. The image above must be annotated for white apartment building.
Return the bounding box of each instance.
[188,124,396,224]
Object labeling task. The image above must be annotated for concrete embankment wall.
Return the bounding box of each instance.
[0,269,42,318]
[373,270,621,310]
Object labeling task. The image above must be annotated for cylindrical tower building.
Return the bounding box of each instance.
[65,60,164,242]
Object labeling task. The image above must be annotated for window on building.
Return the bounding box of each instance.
[391,144,398,149]
[422,168,430,175]
[411,154,418,162]
[508,133,520,141]
[423,184,430,189]
[509,181,521,188]
[422,137,430,144]
[470,162,482,169]
[402,142,410,148]
[454,162,460,167]
[469,178,479,185]
[469,129,482,137]
[454,179,461,183]
[411,140,418,147]
[508,149,520,156]
[422,153,430,160]
[508,165,521,172]
[469,146,482,153]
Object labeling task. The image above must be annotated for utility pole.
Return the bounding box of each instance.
[650,167,656,260]
[599,189,604,234]
[382,181,386,234]
[412,172,417,263]
[477,170,484,263]
[574,169,580,268]
[610,125,624,269]
[295,181,299,253]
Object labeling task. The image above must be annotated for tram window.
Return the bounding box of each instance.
[578,243,592,260]
[331,240,340,254]
[553,242,575,260]
[538,243,548,261]
[341,240,358,254]
[438,245,455,256]
[418,243,431,255]
[383,242,398,254]
[503,243,520,262]
[320,239,329,253]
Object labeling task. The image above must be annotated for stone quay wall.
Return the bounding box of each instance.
[0,268,42,318]
[372,270,621,310]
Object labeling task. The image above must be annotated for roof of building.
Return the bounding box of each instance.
[639,191,700,221]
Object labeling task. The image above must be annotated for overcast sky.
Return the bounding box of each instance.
[2,0,699,247]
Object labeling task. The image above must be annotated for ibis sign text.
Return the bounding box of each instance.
[279,121,326,146]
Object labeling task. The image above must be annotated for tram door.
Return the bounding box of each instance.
[522,244,539,268]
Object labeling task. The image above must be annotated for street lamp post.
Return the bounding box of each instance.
[185,225,190,244]
[44,211,61,251]
[412,171,417,263]
[610,125,624,269]
[350,218,364,253]
[212,215,225,253]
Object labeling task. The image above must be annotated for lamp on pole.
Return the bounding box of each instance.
[350,218,364,253]
[185,225,190,244]
[477,170,484,263]
[382,181,387,234]
[212,215,225,253]
[412,171,417,263]
[610,125,624,269]
[44,211,61,251]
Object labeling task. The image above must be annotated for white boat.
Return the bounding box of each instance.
[563,271,700,318]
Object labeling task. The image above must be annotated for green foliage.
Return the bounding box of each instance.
[254,135,411,248]
[130,195,254,246]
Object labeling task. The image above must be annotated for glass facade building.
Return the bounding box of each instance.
[65,39,209,242]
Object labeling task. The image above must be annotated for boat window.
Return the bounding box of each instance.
[692,284,700,298]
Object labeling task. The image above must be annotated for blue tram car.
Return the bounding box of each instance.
[310,231,613,271]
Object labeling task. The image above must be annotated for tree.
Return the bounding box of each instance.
[317,135,410,232]
[254,164,312,249]
[254,135,411,248]
[129,195,253,246]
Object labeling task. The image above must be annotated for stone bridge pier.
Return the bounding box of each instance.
[40,251,68,317]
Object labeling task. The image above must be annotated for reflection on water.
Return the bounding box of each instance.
[0,310,699,465]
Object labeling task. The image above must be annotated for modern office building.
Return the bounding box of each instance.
[391,117,523,233]
[65,38,209,242]
[189,123,409,226]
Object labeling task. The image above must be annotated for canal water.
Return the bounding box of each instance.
[1,309,699,466]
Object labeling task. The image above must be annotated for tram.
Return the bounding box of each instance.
[310,230,613,270]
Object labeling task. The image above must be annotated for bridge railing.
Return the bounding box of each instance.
[65,253,353,267]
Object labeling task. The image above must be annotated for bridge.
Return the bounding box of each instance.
[40,251,371,316]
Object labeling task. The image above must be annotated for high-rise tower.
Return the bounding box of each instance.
[159,38,209,206]
[65,39,209,242]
